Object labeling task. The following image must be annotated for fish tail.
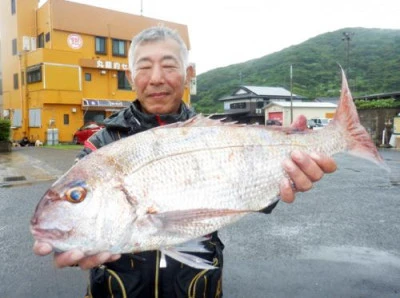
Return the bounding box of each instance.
[333,68,387,169]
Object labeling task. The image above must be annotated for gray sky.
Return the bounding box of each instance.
[39,0,400,74]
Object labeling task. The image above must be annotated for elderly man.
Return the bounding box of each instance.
[33,26,336,297]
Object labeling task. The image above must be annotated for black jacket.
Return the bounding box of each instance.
[77,100,196,159]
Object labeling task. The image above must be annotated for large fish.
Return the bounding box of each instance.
[31,70,386,269]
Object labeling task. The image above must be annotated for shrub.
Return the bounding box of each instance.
[355,98,400,109]
[0,119,11,141]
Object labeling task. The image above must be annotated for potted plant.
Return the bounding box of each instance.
[0,119,12,152]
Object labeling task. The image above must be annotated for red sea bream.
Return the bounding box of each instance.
[31,70,386,269]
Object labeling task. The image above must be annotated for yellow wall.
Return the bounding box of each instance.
[45,64,81,90]
[1,0,192,143]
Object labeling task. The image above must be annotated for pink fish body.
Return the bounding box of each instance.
[31,70,385,268]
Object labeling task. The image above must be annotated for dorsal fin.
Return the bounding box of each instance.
[158,114,243,129]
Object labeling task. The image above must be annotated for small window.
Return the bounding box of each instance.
[45,32,50,42]
[230,102,246,109]
[112,39,126,57]
[37,33,44,48]
[13,73,19,89]
[12,38,17,55]
[95,37,106,54]
[63,114,69,125]
[85,73,92,81]
[117,71,131,90]
[27,65,42,84]
[11,0,16,14]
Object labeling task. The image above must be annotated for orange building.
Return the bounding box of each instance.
[0,0,193,144]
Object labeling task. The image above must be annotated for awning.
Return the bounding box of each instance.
[82,99,132,109]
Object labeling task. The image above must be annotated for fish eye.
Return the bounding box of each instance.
[65,186,87,203]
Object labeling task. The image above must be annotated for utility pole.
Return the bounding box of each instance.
[342,32,354,76]
[290,64,293,124]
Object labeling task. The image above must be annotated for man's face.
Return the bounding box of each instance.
[130,39,189,115]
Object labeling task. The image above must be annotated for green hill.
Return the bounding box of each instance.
[191,27,400,113]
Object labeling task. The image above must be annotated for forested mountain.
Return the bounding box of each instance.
[191,27,400,113]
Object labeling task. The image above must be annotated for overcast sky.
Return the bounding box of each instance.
[40,0,400,74]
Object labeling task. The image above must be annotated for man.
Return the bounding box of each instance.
[33,26,336,297]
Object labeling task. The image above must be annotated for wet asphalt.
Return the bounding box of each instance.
[0,146,399,297]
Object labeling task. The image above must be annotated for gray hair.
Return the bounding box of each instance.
[128,26,189,78]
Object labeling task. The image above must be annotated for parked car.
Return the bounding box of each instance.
[266,119,282,126]
[73,123,104,144]
[307,119,317,129]
[310,118,329,127]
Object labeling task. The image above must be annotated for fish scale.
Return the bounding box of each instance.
[31,69,386,269]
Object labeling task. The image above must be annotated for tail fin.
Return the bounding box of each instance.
[333,68,387,169]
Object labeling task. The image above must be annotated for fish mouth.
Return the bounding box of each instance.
[31,226,71,241]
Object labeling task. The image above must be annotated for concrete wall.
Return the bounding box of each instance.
[358,108,400,145]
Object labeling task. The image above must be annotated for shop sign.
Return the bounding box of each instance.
[82,99,131,109]
[79,58,128,70]
[67,34,83,50]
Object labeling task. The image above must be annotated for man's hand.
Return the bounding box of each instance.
[280,150,337,203]
[33,241,121,269]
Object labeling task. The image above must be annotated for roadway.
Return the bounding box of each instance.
[0,147,399,297]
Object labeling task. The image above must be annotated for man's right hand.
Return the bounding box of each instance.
[33,241,121,269]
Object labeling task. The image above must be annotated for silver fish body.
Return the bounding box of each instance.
[31,70,384,264]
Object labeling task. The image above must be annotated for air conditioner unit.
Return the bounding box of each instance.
[256,109,262,114]
[22,36,30,51]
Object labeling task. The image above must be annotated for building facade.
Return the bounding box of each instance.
[264,101,337,126]
[0,0,193,143]
[216,85,304,124]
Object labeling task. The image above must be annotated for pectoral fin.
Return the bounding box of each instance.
[152,208,251,234]
[161,247,216,270]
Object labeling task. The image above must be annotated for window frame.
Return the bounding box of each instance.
[11,0,16,15]
[117,71,131,90]
[112,39,126,57]
[12,38,17,55]
[37,33,45,48]
[27,65,42,84]
[13,73,19,89]
[95,36,107,55]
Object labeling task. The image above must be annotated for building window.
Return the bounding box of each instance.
[85,73,92,81]
[63,114,69,125]
[11,0,16,14]
[29,109,41,127]
[112,39,126,56]
[13,73,19,89]
[95,37,106,54]
[230,102,247,109]
[45,32,51,42]
[117,71,131,90]
[37,33,45,48]
[256,101,264,109]
[27,65,42,83]
[12,38,17,55]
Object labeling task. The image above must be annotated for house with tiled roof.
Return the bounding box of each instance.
[216,85,304,124]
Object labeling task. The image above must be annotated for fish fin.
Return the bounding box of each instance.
[154,208,250,231]
[161,247,217,270]
[174,237,213,253]
[147,208,250,238]
[333,67,388,170]
[158,114,242,129]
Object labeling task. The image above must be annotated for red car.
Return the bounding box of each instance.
[73,123,104,145]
